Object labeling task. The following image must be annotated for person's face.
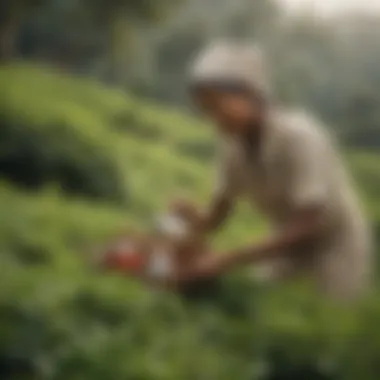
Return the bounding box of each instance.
[192,87,262,135]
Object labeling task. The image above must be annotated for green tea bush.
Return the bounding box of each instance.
[112,110,164,142]
[0,67,128,203]
[176,138,216,162]
[0,115,127,202]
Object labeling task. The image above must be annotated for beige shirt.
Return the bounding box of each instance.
[215,108,373,300]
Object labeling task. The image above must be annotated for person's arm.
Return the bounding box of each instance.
[181,122,332,281]
[216,205,324,272]
[173,142,238,236]
[195,194,235,235]
[162,205,324,285]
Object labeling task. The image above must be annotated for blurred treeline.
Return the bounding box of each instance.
[1,1,380,379]
[3,0,380,148]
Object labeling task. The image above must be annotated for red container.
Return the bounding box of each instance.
[103,240,146,275]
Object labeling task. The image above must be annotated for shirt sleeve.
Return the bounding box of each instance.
[286,127,329,209]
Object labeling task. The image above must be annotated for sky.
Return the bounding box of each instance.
[278,0,380,15]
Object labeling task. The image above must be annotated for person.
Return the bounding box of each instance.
[167,41,373,301]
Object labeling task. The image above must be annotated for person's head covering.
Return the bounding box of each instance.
[189,40,271,99]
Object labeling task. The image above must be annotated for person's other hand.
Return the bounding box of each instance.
[170,198,201,225]
[185,252,226,281]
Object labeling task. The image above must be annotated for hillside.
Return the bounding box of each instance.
[1,65,380,380]
[0,64,268,245]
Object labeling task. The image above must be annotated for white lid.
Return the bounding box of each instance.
[146,248,174,279]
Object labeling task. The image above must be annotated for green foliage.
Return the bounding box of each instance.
[4,1,380,378]
[0,65,129,203]
[82,0,179,21]
[0,65,380,380]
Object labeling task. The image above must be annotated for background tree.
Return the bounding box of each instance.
[0,0,47,61]
[78,0,182,84]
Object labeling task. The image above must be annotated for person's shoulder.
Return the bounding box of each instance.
[270,107,330,145]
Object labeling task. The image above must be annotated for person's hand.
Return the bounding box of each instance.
[170,198,201,225]
[185,252,226,281]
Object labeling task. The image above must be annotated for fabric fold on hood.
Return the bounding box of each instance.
[189,40,271,99]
